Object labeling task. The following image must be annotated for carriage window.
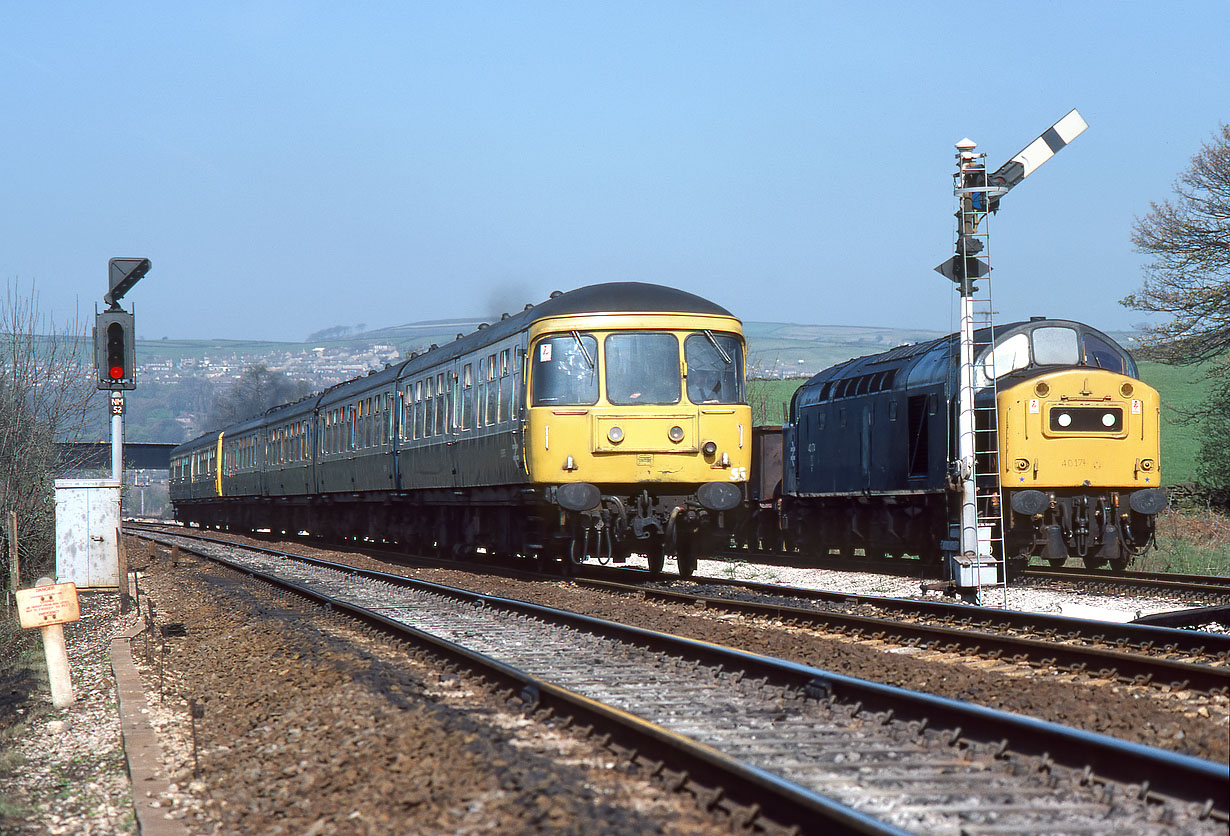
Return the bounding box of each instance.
[532,333,598,406]
[446,374,457,431]
[461,364,473,430]
[606,333,679,405]
[476,359,486,427]
[486,355,498,425]
[1083,334,1126,374]
[415,382,424,439]
[499,368,513,423]
[1032,326,1080,366]
[685,332,743,405]
[436,374,446,434]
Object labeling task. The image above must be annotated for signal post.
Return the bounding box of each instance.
[95,258,148,480]
[54,258,151,600]
[934,112,1087,601]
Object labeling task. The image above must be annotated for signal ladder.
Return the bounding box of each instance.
[954,151,1008,606]
[940,111,1087,606]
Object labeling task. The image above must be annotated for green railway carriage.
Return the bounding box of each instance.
[170,282,752,575]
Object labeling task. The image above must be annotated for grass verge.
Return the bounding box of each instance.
[1135,508,1230,575]
[0,616,47,826]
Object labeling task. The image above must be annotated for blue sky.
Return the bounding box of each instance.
[3,2,1226,342]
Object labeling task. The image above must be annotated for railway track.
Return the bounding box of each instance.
[1020,566,1230,601]
[132,528,1227,835]
[128,524,1230,693]
[573,573,1230,694]
[720,547,1230,601]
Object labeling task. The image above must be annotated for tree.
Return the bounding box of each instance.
[1,283,99,590]
[200,364,313,432]
[1123,124,1230,495]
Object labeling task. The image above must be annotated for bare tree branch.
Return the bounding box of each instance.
[1124,124,1230,365]
[1124,125,1230,494]
[1,281,100,587]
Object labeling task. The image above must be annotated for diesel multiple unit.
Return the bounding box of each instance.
[170,283,752,576]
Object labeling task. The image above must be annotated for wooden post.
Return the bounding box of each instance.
[30,576,75,708]
[8,511,19,606]
[117,528,131,614]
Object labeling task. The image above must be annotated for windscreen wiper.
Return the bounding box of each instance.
[704,330,732,365]
[571,331,594,368]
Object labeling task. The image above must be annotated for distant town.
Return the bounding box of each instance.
[136,341,406,390]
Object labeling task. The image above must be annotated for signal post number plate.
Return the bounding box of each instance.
[15,582,81,629]
[110,392,125,415]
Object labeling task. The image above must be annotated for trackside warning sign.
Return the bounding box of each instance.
[16,582,81,629]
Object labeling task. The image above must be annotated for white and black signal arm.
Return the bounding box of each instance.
[935,108,1087,284]
[985,108,1088,211]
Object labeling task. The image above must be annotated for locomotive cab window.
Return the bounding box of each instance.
[606,332,680,405]
[1083,334,1129,374]
[684,332,743,404]
[978,333,1030,387]
[1032,326,1080,366]
[532,333,598,406]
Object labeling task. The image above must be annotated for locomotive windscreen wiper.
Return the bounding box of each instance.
[704,330,732,364]
[571,330,594,368]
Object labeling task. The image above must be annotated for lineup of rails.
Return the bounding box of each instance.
[579,575,1230,694]
[130,527,1228,835]
[1020,566,1230,601]
[129,523,1230,693]
[721,547,1230,602]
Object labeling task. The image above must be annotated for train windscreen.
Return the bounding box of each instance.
[532,333,598,405]
[685,332,744,404]
[606,332,680,405]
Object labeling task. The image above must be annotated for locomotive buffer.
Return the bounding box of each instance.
[936,110,1087,600]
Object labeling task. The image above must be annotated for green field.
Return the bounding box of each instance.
[1135,360,1209,485]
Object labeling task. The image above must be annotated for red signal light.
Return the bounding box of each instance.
[106,321,127,382]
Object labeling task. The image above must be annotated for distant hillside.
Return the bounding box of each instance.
[742,321,945,378]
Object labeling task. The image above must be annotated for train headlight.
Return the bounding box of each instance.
[1034,381,1050,397]
[702,441,717,456]
[1120,382,1134,398]
[1056,412,1072,427]
[1101,412,1117,427]
[1014,458,1030,471]
[668,425,685,443]
[607,426,624,444]
[1141,459,1154,471]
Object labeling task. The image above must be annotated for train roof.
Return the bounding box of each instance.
[529,282,735,319]
[793,318,1135,408]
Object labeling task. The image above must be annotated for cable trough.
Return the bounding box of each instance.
[138,531,1227,835]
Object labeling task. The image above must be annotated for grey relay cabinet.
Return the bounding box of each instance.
[54,479,121,588]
